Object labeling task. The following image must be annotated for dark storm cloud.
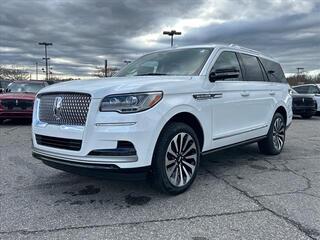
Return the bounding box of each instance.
[0,0,319,77]
[0,0,206,76]
[178,10,320,73]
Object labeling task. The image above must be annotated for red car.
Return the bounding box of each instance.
[0,81,48,122]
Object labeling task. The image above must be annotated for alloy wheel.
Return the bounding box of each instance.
[272,117,285,151]
[165,132,198,187]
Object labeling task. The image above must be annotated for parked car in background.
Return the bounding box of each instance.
[293,84,320,114]
[32,45,292,194]
[291,88,317,119]
[0,80,48,122]
[0,80,10,93]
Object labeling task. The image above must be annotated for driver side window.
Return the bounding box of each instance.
[211,51,242,81]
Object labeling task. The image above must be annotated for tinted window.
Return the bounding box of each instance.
[293,86,309,94]
[211,51,242,81]
[260,58,287,83]
[309,85,320,94]
[240,54,264,81]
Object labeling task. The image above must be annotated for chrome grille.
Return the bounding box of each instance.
[38,93,91,126]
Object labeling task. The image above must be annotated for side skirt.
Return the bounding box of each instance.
[201,135,267,156]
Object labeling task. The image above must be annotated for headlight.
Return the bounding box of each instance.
[100,91,163,113]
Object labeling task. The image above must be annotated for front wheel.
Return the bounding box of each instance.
[258,112,286,155]
[152,123,200,195]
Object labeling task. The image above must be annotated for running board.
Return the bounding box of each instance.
[201,135,267,156]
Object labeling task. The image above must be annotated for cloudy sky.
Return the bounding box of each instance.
[0,0,319,79]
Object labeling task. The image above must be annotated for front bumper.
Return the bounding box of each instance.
[32,151,150,180]
[293,106,317,115]
[32,98,165,169]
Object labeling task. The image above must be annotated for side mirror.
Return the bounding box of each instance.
[0,88,4,94]
[209,68,240,82]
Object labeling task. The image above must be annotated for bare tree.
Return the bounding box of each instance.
[287,73,320,86]
[0,65,30,81]
[92,66,120,78]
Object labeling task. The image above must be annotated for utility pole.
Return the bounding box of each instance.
[36,62,38,80]
[163,30,182,47]
[297,67,304,75]
[38,42,53,80]
[105,60,108,77]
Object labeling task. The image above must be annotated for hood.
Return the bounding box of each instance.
[292,93,315,99]
[0,92,36,100]
[38,76,203,99]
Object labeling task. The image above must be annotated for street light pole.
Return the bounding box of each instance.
[38,42,52,80]
[36,62,38,80]
[163,30,182,47]
[297,67,304,75]
[105,60,108,77]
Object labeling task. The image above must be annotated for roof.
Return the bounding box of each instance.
[150,44,276,62]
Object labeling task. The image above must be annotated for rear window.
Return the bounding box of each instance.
[260,58,287,83]
[239,54,265,82]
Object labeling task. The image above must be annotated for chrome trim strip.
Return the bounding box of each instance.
[193,93,223,100]
[32,148,138,164]
[95,122,136,127]
[213,124,268,141]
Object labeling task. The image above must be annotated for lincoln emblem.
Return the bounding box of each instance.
[53,96,63,120]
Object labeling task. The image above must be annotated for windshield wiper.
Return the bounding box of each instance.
[136,73,168,76]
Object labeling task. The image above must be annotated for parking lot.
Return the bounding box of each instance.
[0,117,319,240]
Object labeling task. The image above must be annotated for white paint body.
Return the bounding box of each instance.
[32,45,293,169]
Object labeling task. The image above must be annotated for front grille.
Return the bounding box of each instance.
[1,99,33,111]
[38,93,91,126]
[35,134,82,151]
[293,97,315,107]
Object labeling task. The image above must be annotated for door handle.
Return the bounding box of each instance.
[269,91,275,96]
[241,92,250,97]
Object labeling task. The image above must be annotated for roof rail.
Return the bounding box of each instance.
[228,44,262,55]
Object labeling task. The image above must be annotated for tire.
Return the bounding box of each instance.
[258,112,286,155]
[151,122,200,195]
[301,114,313,119]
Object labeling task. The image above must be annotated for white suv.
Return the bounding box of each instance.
[32,45,292,194]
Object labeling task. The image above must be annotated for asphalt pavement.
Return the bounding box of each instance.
[0,116,320,240]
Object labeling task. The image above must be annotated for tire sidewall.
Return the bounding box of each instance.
[268,113,286,154]
[152,122,201,194]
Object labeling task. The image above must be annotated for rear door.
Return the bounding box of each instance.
[237,53,275,130]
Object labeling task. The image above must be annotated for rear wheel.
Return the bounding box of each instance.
[258,112,286,155]
[152,122,200,195]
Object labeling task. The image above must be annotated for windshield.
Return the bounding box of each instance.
[6,82,45,93]
[116,48,213,77]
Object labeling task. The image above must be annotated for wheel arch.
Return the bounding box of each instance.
[156,111,205,152]
[275,105,287,125]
